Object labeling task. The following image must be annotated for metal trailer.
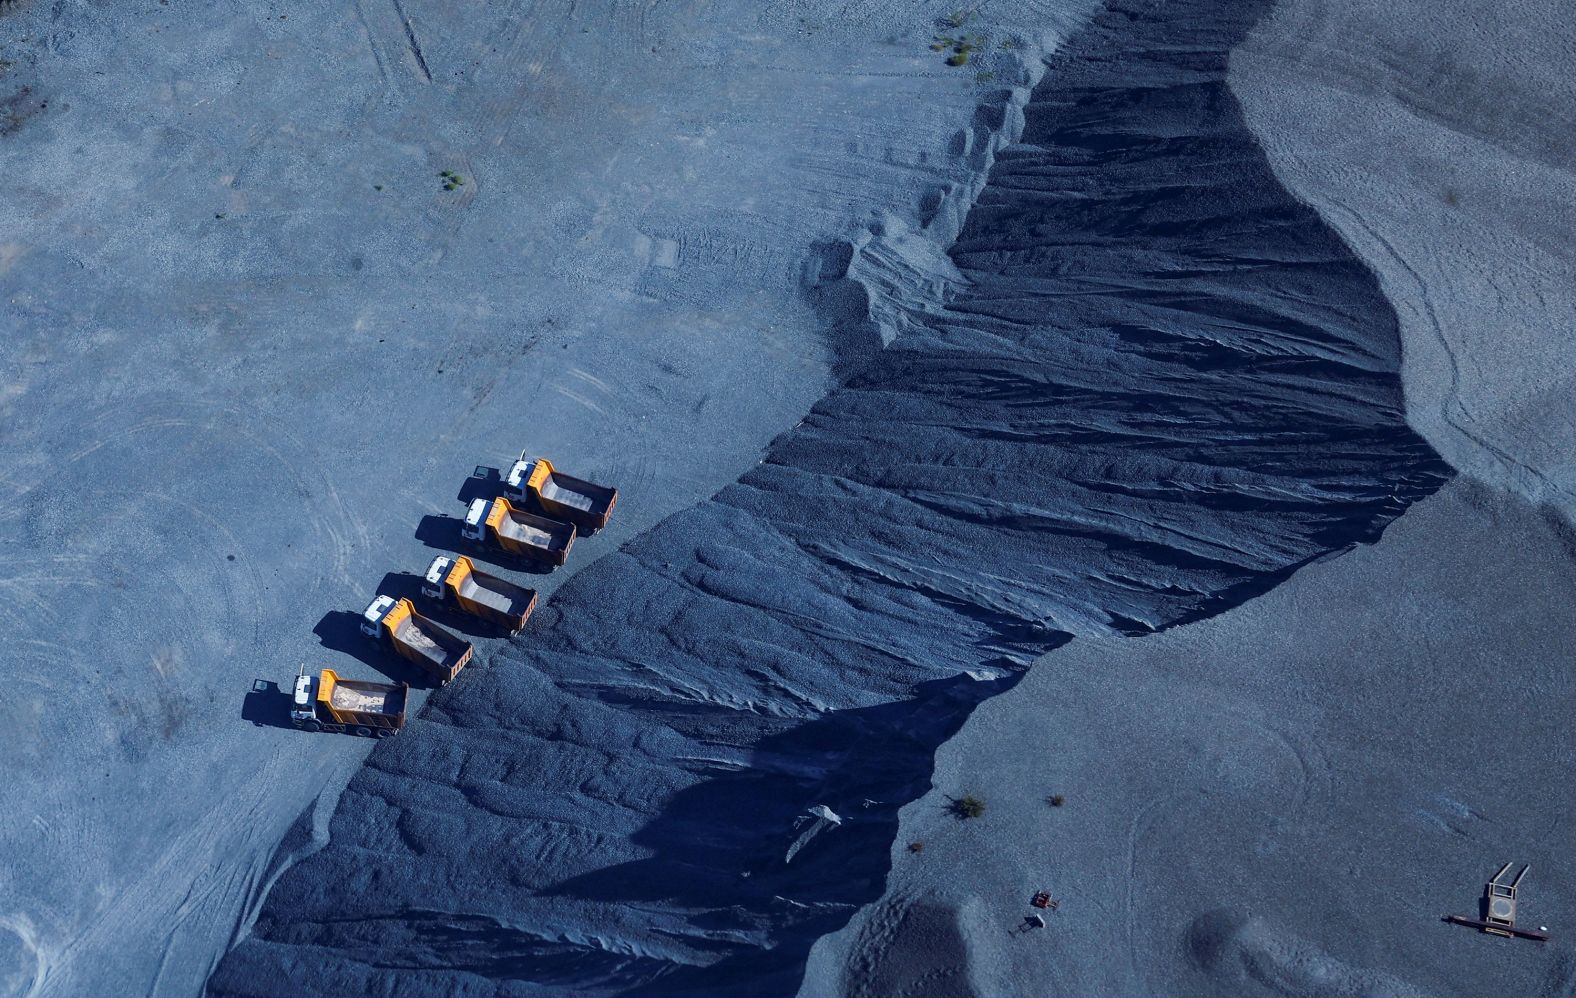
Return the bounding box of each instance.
[462,496,575,567]
[1444,862,1549,942]
[291,667,407,736]
[422,554,538,633]
[361,595,475,685]
[504,455,618,532]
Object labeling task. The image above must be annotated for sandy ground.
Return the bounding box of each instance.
[0,1,1095,995]
[806,479,1576,996]
[1233,0,1576,516]
[806,0,1576,994]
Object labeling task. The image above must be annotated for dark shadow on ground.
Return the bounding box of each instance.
[373,570,427,605]
[458,466,505,506]
[241,679,293,729]
[414,514,467,554]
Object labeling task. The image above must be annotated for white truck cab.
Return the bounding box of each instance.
[503,453,536,503]
[291,668,317,724]
[422,555,455,600]
[462,497,491,542]
[361,594,397,637]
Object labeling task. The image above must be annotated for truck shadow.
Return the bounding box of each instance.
[458,466,505,505]
[312,610,435,687]
[374,570,428,605]
[414,513,466,552]
[241,679,293,729]
[414,514,558,576]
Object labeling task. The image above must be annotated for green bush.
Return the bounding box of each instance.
[951,795,986,819]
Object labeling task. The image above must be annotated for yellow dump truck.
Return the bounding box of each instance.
[462,496,575,567]
[290,667,407,736]
[504,455,618,531]
[361,595,475,685]
[421,554,538,634]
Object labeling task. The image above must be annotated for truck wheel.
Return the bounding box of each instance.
[376,728,396,738]
[302,720,321,733]
[355,726,373,738]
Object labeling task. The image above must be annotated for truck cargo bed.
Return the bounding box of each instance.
[487,499,575,566]
[457,571,534,620]
[496,514,571,551]
[536,470,617,530]
[540,477,597,511]
[427,554,538,632]
[329,680,406,716]
[393,614,471,673]
[510,457,618,531]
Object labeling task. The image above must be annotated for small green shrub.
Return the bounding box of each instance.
[951,795,986,819]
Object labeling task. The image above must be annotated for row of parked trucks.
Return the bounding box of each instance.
[289,455,617,736]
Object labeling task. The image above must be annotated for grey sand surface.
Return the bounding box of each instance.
[809,480,1576,996]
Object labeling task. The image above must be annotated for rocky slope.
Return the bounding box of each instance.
[210,0,1448,992]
